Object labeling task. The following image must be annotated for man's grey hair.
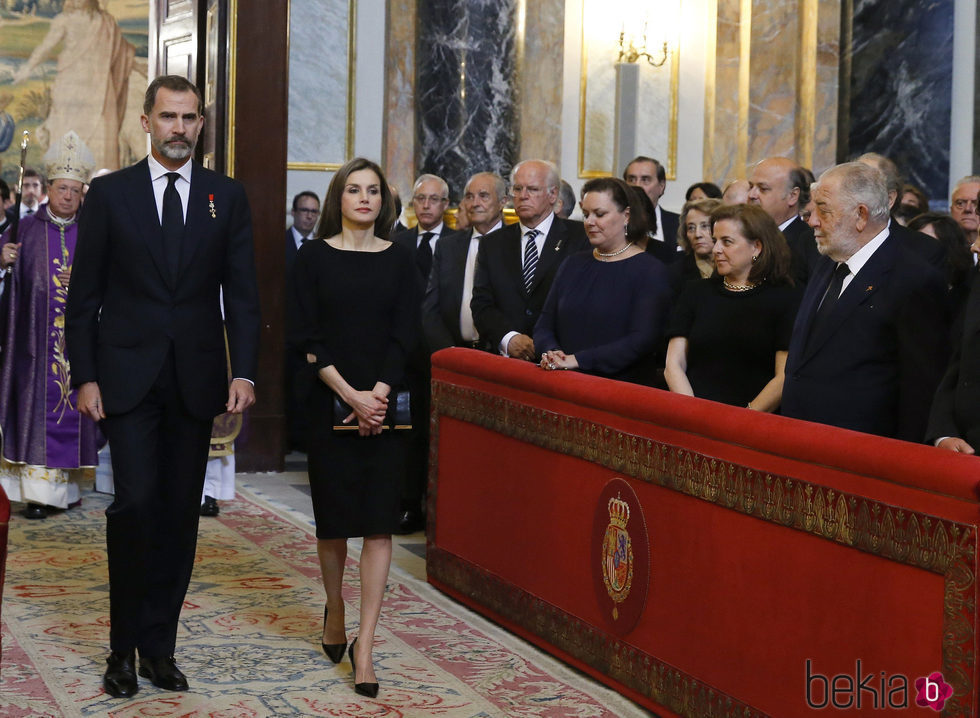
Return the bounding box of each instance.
[412,174,449,199]
[556,179,576,217]
[465,172,508,201]
[816,162,891,223]
[857,152,903,197]
[953,175,980,193]
[510,160,560,192]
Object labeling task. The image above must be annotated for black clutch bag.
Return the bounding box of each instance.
[332,390,412,431]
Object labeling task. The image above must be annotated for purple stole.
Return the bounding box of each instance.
[43,219,84,468]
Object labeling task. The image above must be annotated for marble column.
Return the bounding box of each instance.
[840,0,953,200]
[705,0,839,184]
[384,0,417,197]
[416,0,520,201]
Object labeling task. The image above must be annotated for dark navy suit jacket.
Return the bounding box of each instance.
[781,233,948,441]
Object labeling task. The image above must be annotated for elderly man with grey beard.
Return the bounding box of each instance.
[781,162,948,442]
[66,75,259,698]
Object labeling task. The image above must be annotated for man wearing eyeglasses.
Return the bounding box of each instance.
[391,173,461,534]
[284,191,321,452]
[950,176,980,248]
[471,159,588,362]
[393,174,458,285]
[285,191,320,269]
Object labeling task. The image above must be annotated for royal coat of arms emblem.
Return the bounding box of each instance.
[591,477,649,634]
[601,494,634,619]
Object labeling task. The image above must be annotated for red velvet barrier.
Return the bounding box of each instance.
[426,348,980,717]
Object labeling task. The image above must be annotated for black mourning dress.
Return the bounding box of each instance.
[290,240,419,538]
[667,277,802,407]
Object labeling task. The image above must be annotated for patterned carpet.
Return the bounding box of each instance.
[0,484,649,717]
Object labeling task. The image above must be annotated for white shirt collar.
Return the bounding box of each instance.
[520,212,555,239]
[778,215,797,232]
[418,221,443,237]
[842,225,890,277]
[473,219,503,239]
[147,153,193,184]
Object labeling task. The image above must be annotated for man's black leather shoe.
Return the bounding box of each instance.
[200,496,219,517]
[103,650,138,698]
[22,503,47,519]
[138,655,188,691]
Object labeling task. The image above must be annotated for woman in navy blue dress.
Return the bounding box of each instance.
[534,177,672,385]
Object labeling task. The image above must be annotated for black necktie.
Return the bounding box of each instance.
[810,262,850,339]
[417,231,434,280]
[25,207,34,215]
[162,172,184,279]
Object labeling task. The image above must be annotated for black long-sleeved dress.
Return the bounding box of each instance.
[290,240,419,538]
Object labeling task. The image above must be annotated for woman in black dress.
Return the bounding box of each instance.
[535,177,672,384]
[290,158,418,697]
[664,203,801,410]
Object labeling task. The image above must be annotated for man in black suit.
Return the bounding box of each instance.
[748,157,819,283]
[928,192,980,452]
[390,173,459,533]
[856,153,946,272]
[285,190,320,269]
[928,265,980,453]
[781,162,948,441]
[392,174,456,281]
[284,190,320,451]
[623,155,680,264]
[423,171,506,352]
[471,159,588,361]
[65,75,260,698]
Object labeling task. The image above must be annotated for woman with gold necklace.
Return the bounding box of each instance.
[664,203,801,410]
[535,177,672,385]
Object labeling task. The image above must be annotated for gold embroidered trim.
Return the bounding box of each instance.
[428,380,977,717]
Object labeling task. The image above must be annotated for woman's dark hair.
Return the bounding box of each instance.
[316,158,396,240]
[684,182,722,201]
[907,212,973,289]
[677,198,723,252]
[581,176,649,241]
[710,203,793,286]
[901,184,929,213]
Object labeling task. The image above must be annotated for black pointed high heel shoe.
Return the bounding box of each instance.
[321,605,347,664]
[348,637,379,698]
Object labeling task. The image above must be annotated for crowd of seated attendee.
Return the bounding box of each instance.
[285,148,980,457]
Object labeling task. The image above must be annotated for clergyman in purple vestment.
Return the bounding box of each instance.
[0,130,99,518]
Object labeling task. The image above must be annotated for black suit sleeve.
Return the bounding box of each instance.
[896,269,949,442]
[925,292,970,443]
[422,240,456,352]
